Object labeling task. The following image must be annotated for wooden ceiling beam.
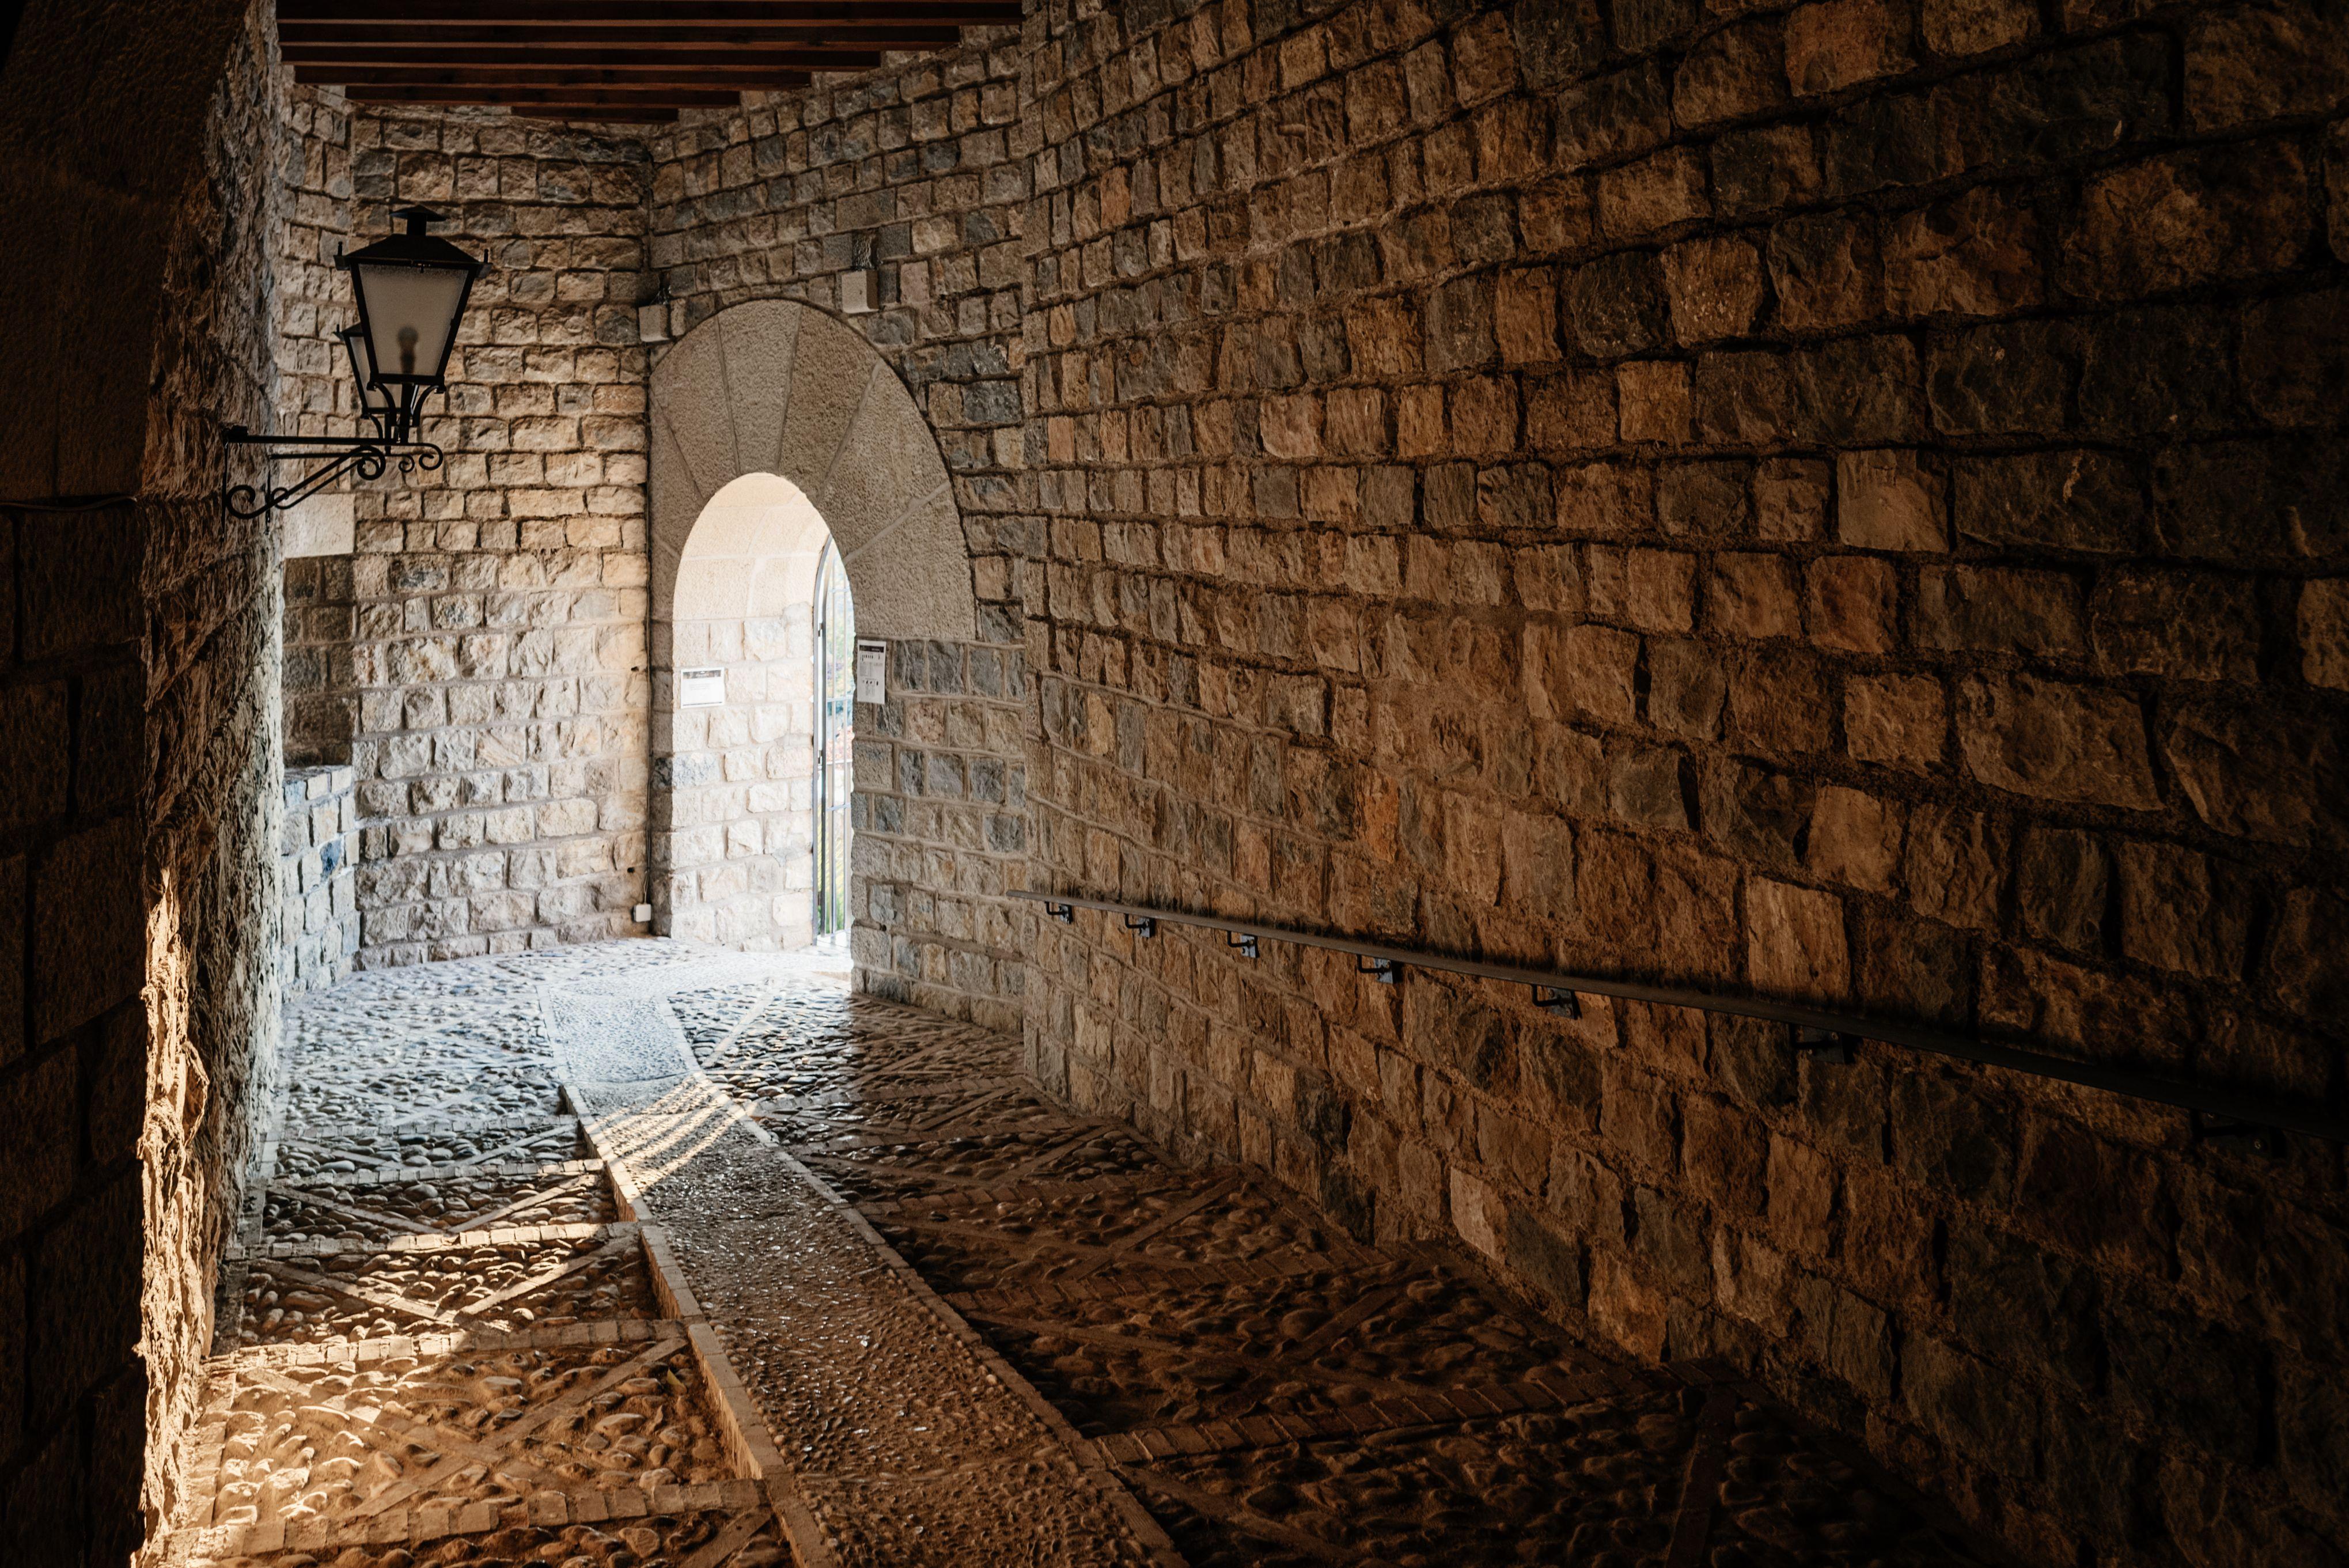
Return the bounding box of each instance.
[281,22,966,47]
[343,84,746,105]
[282,1,1021,25]
[283,43,887,67]
[299,64,817,89]
[518,108,683,122]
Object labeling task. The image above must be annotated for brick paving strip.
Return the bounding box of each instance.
[566,1073,1185,1566]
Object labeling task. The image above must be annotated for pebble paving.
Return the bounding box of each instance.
[156,939,2010,1568]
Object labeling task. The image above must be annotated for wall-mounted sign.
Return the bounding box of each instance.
[679,666,725,707]
[855,639,888,704]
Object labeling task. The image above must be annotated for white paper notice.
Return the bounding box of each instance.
[678,667,725,707]
[855,639,887,704]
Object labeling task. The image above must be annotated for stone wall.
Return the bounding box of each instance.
[278,764,358,1002]
[644,43,1035,1027]
[282,547,355,767]
[1013,0,2349,1564]
[275,84,362,770]
[854,637,1032,1032]
[0,0,286,1559]
[139,4,289,1546]
[281,96,658,967]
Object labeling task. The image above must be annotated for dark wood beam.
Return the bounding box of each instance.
[297,64,818,89]
[282,1,1022,25]
[281,22,965,48]
[344,84,745,105]
[507,105,681,122]
[284,43,886,68]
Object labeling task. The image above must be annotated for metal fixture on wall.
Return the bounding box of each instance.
[1017,888,2349,1153]
[223,206,483,519]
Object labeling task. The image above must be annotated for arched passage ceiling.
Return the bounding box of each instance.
[649,298,978,644]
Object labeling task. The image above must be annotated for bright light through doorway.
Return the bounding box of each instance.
[665,472,853,954]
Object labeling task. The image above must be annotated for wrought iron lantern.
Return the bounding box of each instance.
[342,205,482,433]
[223,206,483,519]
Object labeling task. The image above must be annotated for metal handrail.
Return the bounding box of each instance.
[1011,889,2348,1147]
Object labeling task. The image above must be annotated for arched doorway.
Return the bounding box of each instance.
[665,472,844,948]
[646,300,979,961]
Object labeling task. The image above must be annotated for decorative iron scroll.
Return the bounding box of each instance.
[222,426,443,520]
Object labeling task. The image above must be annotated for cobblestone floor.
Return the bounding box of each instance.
[157,940,2006,1568]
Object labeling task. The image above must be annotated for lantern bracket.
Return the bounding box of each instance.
[221,426,444,521]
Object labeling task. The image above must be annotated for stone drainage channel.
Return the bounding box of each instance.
[157,941,2007,1568]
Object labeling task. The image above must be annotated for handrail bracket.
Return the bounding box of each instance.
[2193,1112,2283,1160]
[1532,985,1579,1017]
[1794,1026,1857,1066]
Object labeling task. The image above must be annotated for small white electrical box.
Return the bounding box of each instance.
[631,903,653,924]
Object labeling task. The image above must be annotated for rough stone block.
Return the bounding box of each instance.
[1555,60,1670,169]
[2298,579,2349,688]
[1616,361,1691,443]
[1769,212,1881,331]
[0,684,69,830]
[0,1050,75,1244]
[1956,674,2157,808]
[2115,839,2249,981]
[2180,2,2346,131]
[1673,20,1789,128]
[1948,1224,2098,1388]
[29,1174,138,1429]
[1660,236,1765,344]
[2059,142,2310,303]
[1904,804,2003,929]
[1707,554,1800,640]
[1921,0,2036,55]
[1836,448,1945,552]
[1746,877,1848,998]
[2017,828,2106,954]
[32,817,141,1046]
[1883,185,2040,317]
[1916,565,2083,656]
[2155,435,2348,563]
[1805,556,1895,652]
[2159,705,2343,848]
[1785,0,1913,96]
[1806,786,1903,892]
[1567,252,1669,358]
[18,513,139,658]
[2106,1302,2263,1465]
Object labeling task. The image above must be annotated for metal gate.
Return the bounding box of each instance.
[812,541,854,939]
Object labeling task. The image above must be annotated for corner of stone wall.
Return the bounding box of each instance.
[278,765,360,1004]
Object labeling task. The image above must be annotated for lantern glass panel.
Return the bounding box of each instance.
[352,262,469,387]
[342,325,393,413]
